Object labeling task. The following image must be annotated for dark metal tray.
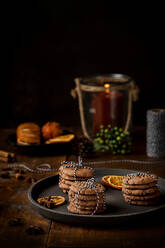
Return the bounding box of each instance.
[28,168,165,225]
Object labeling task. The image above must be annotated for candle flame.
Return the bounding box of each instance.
[104,83,110,93]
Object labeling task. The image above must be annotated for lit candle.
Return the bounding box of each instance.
[92,84,124,136]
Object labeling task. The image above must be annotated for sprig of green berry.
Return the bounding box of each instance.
[94,125,132,154]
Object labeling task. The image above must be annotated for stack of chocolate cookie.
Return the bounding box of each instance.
[67,178,106,215]
[122,172,160,205]
[59,157,94,193]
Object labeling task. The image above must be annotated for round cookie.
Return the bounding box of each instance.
[69,196,104,207]
[123,172,158,185]
[60,178,74,186]
[67,204,104,215]
[122,186,158,196]
[123,182,157,190]
[59,165,94,178]
[123,190,160,201]
[68,202,104,210]
[69,181,105,195]
[68,191,103,201]
[124,197,159,206]
[60,173,91,181]
[59,181,70,191]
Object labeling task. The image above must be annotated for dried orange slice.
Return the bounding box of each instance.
[37,195,65,208]
[101,175,123,190]
[45,134,75,144]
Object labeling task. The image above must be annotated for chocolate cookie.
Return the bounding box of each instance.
[60,178,74,186]
[67,178,106,215]
[123,182,157,190]
[124,197,159,206]
[59,157,94,194]
[59,165,94,178]
[69,181,105,195]
[123,172,157,185]
[69,196,104,207]
[59,181,70,193]
[123,190,160,201]
[67,204,104,215]
[122,186,158,196]
[60,173,91,181]
[68,191,103,201]
[68,202,104,210]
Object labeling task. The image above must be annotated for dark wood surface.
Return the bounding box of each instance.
[0,128,165,248]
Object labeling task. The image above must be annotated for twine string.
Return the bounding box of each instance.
[7,159,165,174]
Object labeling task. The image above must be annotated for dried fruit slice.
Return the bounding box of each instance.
[45,134,75,144]
[37,195,65,208]
[101,175,123,190]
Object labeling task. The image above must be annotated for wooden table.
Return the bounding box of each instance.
[0,128,165,248]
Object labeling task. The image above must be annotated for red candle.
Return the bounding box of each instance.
[92,87,124,136]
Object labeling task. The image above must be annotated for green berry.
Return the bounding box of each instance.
[114,126,118,131]
[104,129,108,133]
[125,131,130,136]
[119,128,123,132]
[121,149,126,154]
[108,124,111,128]
[115,131,119,136]
[116,136,121,141]
[99,139,104,144]
[100,125,104,129]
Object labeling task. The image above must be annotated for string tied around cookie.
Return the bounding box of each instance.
[60,156,86,182]
[75,178,106,215]
[86,177,95,188]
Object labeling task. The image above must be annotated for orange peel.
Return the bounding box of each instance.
[101,175,123,190]
[45,134,75,144]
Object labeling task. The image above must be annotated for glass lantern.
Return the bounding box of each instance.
[72,74,139,140]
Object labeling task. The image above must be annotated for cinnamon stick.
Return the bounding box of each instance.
[0,150,16,162]
[0,157,10,163]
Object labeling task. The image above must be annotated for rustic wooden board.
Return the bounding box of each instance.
[48,220,165,248]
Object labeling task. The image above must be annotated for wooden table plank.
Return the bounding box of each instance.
[0,129,67,248]
[48,221,165,248]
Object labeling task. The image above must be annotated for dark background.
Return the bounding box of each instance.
[1,1,164,128]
